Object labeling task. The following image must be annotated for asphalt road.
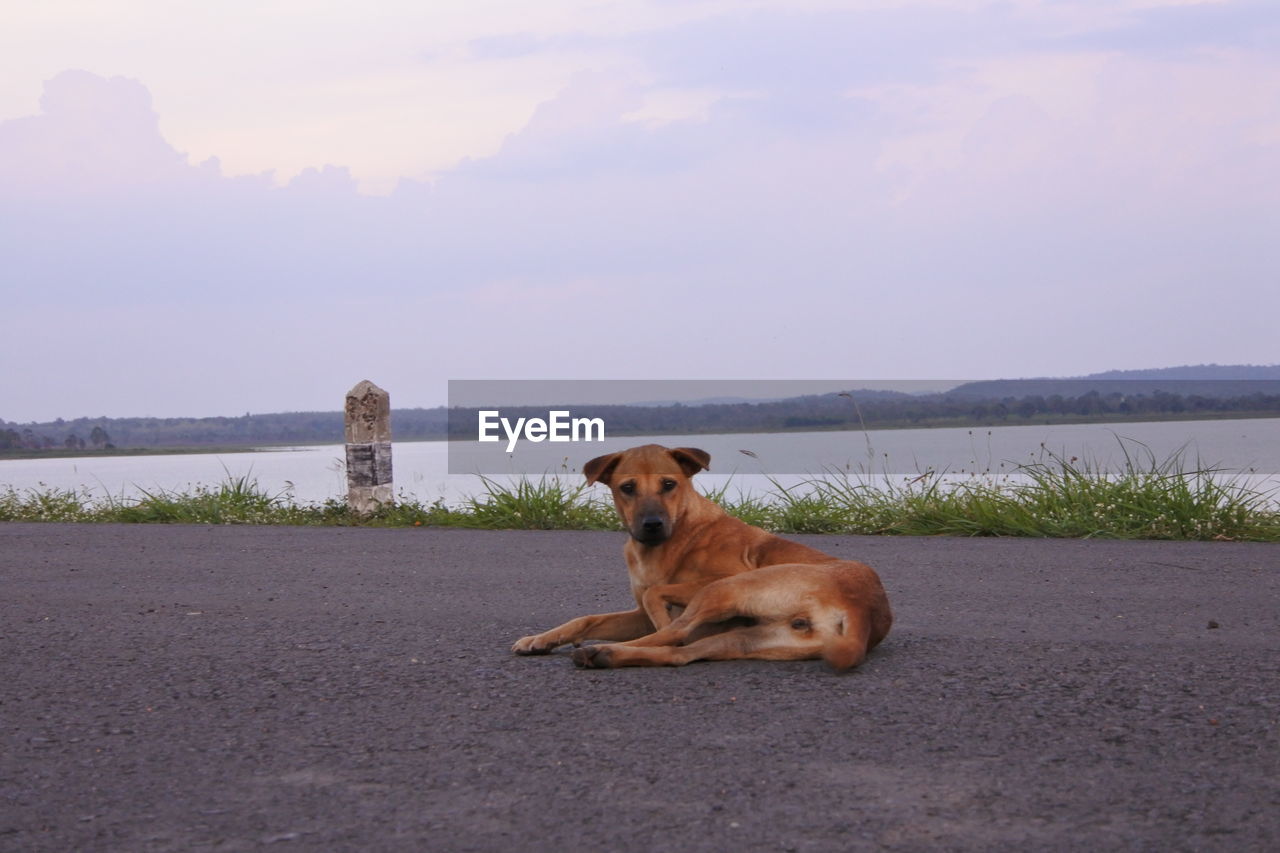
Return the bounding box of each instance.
[1,522,1277,852]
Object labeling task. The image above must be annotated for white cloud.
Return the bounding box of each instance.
[2,2,1279,419]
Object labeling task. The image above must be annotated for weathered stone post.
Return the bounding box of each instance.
[345,380,392,513]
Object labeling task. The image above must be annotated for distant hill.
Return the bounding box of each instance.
[948,364,1280,400]
[1083,364,1280,381]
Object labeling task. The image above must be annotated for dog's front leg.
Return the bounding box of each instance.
[512,608,654,655]
[575,583,746,667]
[639,582,704,629]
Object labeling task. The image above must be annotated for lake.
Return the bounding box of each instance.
[2,417,1277,506]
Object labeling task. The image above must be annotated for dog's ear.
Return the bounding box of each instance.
[670,447,711,478]
[583,451,624,485]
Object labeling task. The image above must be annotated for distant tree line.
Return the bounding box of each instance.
[5,388,1279,452]
[0,410,445,450]
[0,425,112,450]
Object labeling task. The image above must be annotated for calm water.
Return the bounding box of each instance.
[2,417,1278,506]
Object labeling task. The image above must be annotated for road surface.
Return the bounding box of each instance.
[1,523,1277,851]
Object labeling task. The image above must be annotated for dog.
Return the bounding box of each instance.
[511,444,891,670]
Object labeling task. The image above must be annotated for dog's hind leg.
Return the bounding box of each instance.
[572,603,874,670]
[572,623,821,668]
[820,608,873,671]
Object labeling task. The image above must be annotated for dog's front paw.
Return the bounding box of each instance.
[570,645,614,669]
[512,634,558,655]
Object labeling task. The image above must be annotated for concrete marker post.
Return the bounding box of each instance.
[345,380,393,514]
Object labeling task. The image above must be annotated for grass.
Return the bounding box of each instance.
[2,446,1278,541]
[774,454,1279,540]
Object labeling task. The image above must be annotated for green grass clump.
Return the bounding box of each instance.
[739,445,1280,541]
[0,476,311,525]
[110,475,292,524]
[448,476,620,530]
[0,484,98,522]
[2,445,1277,541]
[0,474,621,531]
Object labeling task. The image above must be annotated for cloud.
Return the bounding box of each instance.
[3,2,1280,421]
[1055,0,1280,55]
[634,6,1007,92]
[0,70,189,195]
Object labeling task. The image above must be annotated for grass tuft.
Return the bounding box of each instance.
[452,476,620,530]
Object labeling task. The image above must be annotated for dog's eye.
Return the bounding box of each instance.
[619,481,636,495]
[661,479,677,492]
[790,618,810,631]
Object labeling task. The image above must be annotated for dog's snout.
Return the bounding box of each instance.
[633,512,671,544]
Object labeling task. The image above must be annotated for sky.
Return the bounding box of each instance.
[2,0,1278,422]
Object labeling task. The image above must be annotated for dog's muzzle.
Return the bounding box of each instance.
[632,514,671,545]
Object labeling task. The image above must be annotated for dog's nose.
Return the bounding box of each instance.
[641,516,666,535]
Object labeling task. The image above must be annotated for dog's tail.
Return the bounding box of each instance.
[821,609,871,671]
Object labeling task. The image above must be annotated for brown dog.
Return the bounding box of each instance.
[511,444,891,670]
